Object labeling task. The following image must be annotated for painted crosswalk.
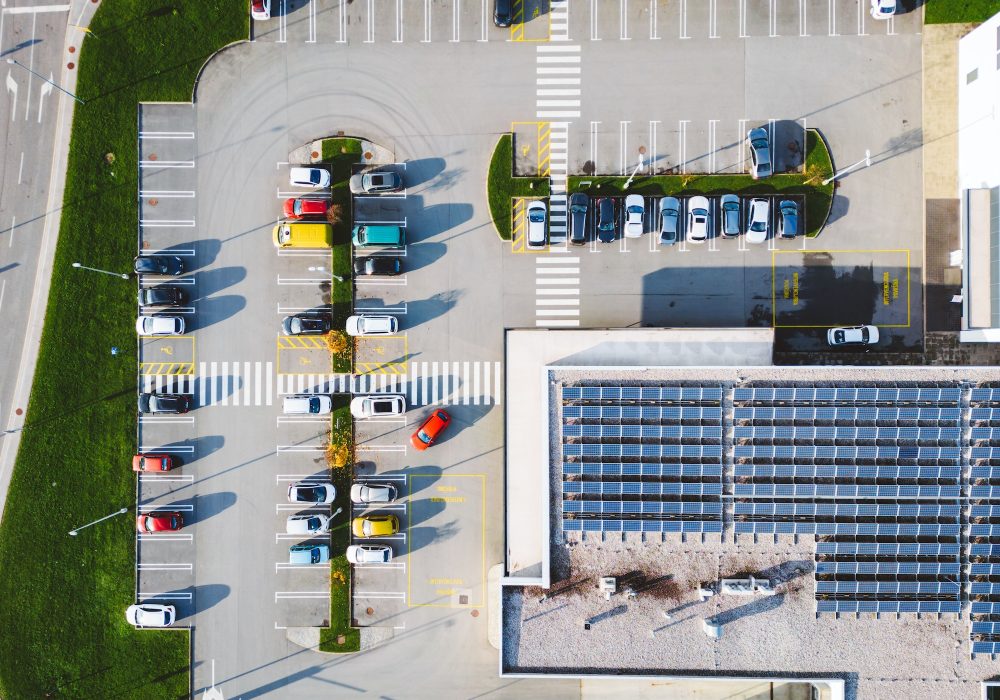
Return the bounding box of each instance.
[549,0,569,41]
[535,45,580,119]
[535,256,580,327]
[547,122,569,245]
[140,360,502,407]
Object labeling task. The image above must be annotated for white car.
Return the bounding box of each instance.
[745,198,770,244]
[623,194,645,238]
[283,394,333,415]
[350,482,399,504]
[126,603,176,628]
[686,196,710,243]
[250,0,270,19]
[351,394,406,418]
[346,544,393,564]
[135,315,185,336]
[286,513,331,534]
[345,315,398,336]
[526,200,547,248]
[827,325,880,347]
[870,0,896,19]
[287,480,336,504]
[289,167,331,189]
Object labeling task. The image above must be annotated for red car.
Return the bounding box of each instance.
[132,454,174,472]
[282,197,329,220]
[410,409,451,450]
[136,511,184,533]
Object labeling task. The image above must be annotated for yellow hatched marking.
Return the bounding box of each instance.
[277,336,327,350]
[536,122,551,176]
[510,0,525,41]
[511,198,527,253]
[355,361,407,375]
[139,362,195,376]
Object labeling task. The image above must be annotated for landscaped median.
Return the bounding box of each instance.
[0,1,246,697]
[320,396,361,652]
[488,133,551,240]
[569,129,835,237]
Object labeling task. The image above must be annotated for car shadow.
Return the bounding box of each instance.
[406,520,461,554]
[156,238,223,273]
[150,435,225,468]
[155,490,237,525]
[184,295,247,331]
[190,266,247,299]
[402,157,446,188]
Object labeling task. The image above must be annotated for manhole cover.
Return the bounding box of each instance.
[366,607,374,615]
[471,609,479,618]
[149,153,158,161]
[459,594,469,605]
[149,199,158,206]
[638,146,646,154]
[68,46,76,53]
[311,151,319,159]
[363,151,373,160]
[15,408,22,416]
[67,62,74,69]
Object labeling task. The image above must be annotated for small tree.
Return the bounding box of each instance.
[325,443,350,469]
[326,330,349,355]
[326,203,344,227]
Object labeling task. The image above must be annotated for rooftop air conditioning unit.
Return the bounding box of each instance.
[599,577,617,600]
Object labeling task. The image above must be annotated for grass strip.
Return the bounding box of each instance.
[0,1,246,697]
[487,134,550,240]
[319,396,360,653]
[568,129,834,237]
[925,0,1000,23]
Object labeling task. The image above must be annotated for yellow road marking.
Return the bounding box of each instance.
[139,362,195,376]
[277,336,327,350]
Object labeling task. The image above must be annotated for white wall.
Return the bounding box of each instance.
[959,13,1000,193]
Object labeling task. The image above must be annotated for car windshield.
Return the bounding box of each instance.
[860,327,869,342]
[309,170,322,184]
[417,430,432,444]
[293,200,303,215]
[308,397,321,413]
[628,206,643,215]
[571,204,586,213]
[529,210,544,222]
[834,330,846,343]
[307,517,320,530]
[277,227,290,244]
[750,221,766,232]
[373,400,393,413]
[299,486,322,500]
[725,211,739,228]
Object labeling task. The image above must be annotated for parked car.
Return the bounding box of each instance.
[288,544,330,565]
[250,0,270,19]
[745,198,770,244]
[778,200,799,239]
[569,193,588,245]
[134,255,184,276]
[126,603,175,628]
[623,194,645,238]
[827,325,880,347]
[138,393,190,414]
[686,196,710,243]
[282,313,330,336]
[349,170,402,194]
[283,394,333,415]
[282,197,329,220]
[596,197,617,243]
[138,286,185,307]
[720,194,741,237]
[345,315,398,336]
[493,0,512,26]
[287,480,336,504]
[870,0,896,19]
[526,200,547,248]
[353,256,401,276]
[132,453,174,472]
[289,167,331,189]
[350,394,406,418]
[657,197,679,245]
[350,482,399,504]
[352,514,400,538]
[137,511,183,534]
[286,514,331,534]
[135,315,185,336]
[411,409,451,450]
[346,544,393,564]
[746,127,772,179]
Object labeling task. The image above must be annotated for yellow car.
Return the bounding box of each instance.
[352,514,399,539]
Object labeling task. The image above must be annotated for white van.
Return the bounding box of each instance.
[283,394,333,415]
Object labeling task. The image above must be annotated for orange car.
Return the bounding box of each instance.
[410,409,451,450]
[132,454,174,472]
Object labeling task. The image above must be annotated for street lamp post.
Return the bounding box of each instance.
[624,153,646,190]
[822,149,871,186]
[69,507,128,536]
[72,261,129,280]
[6,57,84,105]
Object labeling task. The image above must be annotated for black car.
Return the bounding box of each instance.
[596,197,617,243]
[134,255,184,276]
[569,193,588,245]
[138,393,190,414]
[138,286,186,307]
[493,0,512,26]
[353,256,402,276]
[282,314,331,336]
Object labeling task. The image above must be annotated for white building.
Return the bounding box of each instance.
[958,12,1000,341]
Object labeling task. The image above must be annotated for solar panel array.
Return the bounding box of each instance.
[732,384,963,616]
[970,388,1000,654]
[561,385,723,534]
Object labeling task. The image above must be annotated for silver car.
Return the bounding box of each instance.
[746,198,770,244]
[658,197,679,246]
[778,200,799,239]
[686,196,710,243]
[350,482,399,504]
[746,127,772,179]
[349,170,403,194]
[720,194,741,237]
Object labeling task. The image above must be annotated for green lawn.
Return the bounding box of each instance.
[487,134,551,240]
[0,2,246,698]
[925,0,1000,23]
[319,396,360,653]
[568,130,835,237]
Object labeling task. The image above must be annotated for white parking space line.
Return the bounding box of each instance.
[706,0,716,39]
[423,0,431,42]
[139,417,195,425]
[395,0,404,42]
[799,0,808,36]
[139,444,195,453]
[139,474,194,483]
[708,120,718,173]
[857,0,866,36]
[590,0,600,40]
[139,190,195,198]
[738,118,748,172]
[139,533,193,542]
[356,444,407,453]
[678,120,688,173]
[139,160,194,168]
[353,591,406,599]
[139,504,194,513]
[139,131,195,140]
[887,15,896,36]
[451,0,459,41]
[338,0,347,42]
[828,0,837,36]
[139,592,193,601]
[276,591,329,600]
[680,0,691,39]
[278,0,287,42]
[138,563,193,571]
[619,0,629,40]
[365,0,374,42]
[738,0,748,37]
[277,445,326,453]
